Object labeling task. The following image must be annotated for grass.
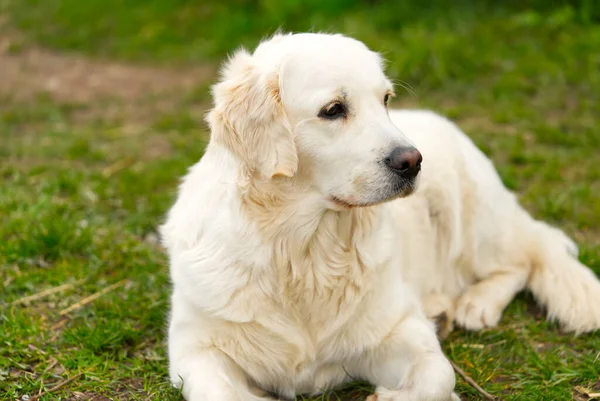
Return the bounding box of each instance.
[1,0,599,400]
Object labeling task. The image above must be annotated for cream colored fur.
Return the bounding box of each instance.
[160,32,600,401]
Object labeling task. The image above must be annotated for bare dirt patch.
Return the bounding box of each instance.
[0,24,215,163]
[0,21,215,128]
[0,44,214,104]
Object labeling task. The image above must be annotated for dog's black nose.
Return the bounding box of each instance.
[384,147,423,178]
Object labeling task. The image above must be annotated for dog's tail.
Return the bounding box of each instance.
[526,221,600,334]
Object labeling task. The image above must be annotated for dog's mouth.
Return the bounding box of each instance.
[330,195,361,209]
[329,178,418,209]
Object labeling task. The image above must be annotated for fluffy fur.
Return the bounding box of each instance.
[160,32,600,401]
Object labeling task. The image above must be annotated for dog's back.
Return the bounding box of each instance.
[387,109,600,334]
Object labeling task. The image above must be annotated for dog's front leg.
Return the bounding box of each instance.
[169,343,276,401]
[354,314,458,401]
[168,307,277,401]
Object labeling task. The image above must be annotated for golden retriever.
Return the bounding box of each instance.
[160,32,600,401]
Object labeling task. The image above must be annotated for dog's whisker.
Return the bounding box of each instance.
[392,78,419,101]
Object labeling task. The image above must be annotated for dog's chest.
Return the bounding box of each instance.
[225,260,379,397]
[282,233,388,327]
[230,249,394,397]
[215,209,396,394]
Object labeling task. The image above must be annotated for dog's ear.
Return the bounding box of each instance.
[206,48,298,179]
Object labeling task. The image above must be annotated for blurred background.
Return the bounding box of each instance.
[1,1,599,400]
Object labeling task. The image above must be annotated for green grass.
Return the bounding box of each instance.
[1,0,599,400]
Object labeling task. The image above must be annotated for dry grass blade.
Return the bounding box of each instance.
[449,359,500,401]
[575,386,600,399]
[102,157,135,178]
[28,372,84,401]
[59,279,129,316]
[42,359,59,375]
[10,281,83,305]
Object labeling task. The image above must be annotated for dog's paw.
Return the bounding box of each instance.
[455,291,502,331]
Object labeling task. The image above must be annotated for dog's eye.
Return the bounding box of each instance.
[319,102,346,120]
[384,94,390,106]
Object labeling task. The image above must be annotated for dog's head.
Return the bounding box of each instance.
[207,33,421,209]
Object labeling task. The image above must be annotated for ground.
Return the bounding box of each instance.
[1,1,599,400]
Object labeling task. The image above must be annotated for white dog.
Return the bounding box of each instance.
[160,32,600,401]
